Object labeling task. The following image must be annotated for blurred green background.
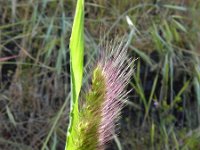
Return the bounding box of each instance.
[0,0,200,149]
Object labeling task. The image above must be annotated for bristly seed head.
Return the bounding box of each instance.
[97,40,133,149]
[76,40,134,150]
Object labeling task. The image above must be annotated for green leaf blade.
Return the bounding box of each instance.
[66,0,84,149]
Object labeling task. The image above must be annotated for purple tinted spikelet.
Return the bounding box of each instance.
[76,40,133,150]
[97,41,133,148]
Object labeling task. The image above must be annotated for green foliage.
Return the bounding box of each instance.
[66,0,85,149]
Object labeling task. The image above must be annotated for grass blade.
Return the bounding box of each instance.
[66,0,84,149]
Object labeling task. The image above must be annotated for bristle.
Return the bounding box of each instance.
[76,40,134,150]
[98,41,133,148]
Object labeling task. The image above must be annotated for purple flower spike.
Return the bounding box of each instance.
[77,40,134,150]
[97,41,134,149]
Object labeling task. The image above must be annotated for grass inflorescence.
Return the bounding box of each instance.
[70,40,134,150]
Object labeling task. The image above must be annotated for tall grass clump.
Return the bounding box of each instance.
[1,0,200,149]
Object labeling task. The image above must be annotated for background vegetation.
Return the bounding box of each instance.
[0,0,200,149]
